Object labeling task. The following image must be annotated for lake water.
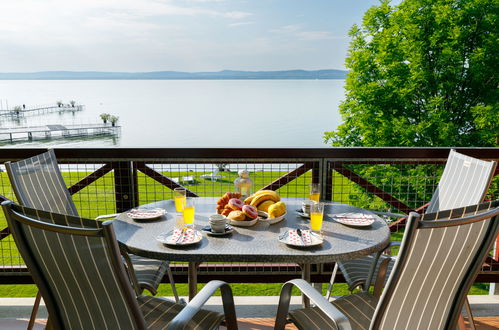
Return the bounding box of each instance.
[0,80,344,148]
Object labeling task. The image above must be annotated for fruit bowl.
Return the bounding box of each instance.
[257,211,286,225]
[228,218,258,227]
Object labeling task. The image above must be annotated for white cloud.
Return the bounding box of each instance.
[270,24,302,34]
[223,11,252,19]
[297,31,335,40]
[271,24,343,41]
[228,21,255,27]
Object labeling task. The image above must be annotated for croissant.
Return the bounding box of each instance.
[216,192,242,213]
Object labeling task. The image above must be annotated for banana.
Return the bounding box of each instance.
[257,200,275,212]
[245,190,272,205]
[244,196,254,205]
[250,191,280,207]
[268,201,286,218]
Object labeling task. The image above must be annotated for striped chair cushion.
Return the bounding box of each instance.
[130,255,169,295]
[289,292,378,330]
[138,295,224,330]
[338,254,396,291]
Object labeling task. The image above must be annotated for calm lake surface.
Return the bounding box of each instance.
[0,80,344,148]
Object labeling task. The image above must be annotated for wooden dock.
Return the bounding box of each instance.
[0,104,84,117]
[0,123,120,143]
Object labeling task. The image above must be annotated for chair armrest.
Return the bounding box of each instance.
[275,279,351,330]
[95,213,120,220]
[167,280,237,330]
[389,241,401,247]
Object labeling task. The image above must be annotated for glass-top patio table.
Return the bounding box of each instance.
[114,197,391,304]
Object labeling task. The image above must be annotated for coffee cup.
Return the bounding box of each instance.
[209,214,226,233]
[302,200,313,215]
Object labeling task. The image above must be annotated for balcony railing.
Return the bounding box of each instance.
[0,147,497,285]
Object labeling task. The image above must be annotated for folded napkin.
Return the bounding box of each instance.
[287,229,312,246]
[170,227,196,244]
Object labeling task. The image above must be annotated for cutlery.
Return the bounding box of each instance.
[296,229,305,246]
[176,227,187,244]
[279,231,289,241]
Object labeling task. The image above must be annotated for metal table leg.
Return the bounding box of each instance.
[188,262,200,301]
[300,263,311,308]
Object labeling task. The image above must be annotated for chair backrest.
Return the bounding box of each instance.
[372,200,499,330]
[426,149,496,213]
[2,201,146,330]
[5,149,79,216]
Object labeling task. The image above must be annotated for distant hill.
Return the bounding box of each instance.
[0,69,347,80]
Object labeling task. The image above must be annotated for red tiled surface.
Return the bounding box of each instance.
[6,317,498,329]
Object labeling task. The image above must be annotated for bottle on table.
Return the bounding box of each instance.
[234,169,253,199]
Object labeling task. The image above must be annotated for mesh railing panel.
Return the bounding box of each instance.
[0,151,497,281]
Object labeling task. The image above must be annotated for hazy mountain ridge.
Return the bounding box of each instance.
[0,69,347,80]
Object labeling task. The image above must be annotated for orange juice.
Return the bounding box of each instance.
[182,206,195,224]
[309,192,320,202]
[310,212,323,231]
[174,195,186,212]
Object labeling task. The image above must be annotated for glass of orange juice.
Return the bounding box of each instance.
[309,183,321,202]
[182,197,196,226]
[310,202,324,233]
[174,188,187,213]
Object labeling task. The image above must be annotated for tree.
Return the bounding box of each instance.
[325,0,498,147]
[100,113,111,124]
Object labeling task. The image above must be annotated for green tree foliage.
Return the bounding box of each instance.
[325,0,498,147]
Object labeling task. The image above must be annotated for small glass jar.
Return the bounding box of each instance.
[234,169,253,199]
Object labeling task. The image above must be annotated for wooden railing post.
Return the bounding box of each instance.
[112,161,139,213]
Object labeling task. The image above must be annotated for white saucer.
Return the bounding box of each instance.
[296,210,310,219]
[202,225,234,236]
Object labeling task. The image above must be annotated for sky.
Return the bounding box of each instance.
[0,0,390,72]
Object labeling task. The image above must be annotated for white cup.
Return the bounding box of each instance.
[302,200,313,215]
[209,214,226,233]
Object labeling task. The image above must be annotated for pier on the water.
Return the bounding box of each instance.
[0,104,84,117]
[0,124,120,143]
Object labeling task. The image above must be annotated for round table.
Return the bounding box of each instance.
[114,197,390,301]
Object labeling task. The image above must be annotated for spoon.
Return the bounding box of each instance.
[296,229,305,246]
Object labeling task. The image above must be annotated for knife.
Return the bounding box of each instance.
[176,227,187,244]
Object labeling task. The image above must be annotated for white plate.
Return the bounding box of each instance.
[127,208,166,220]
[258,211,286,225]
[202,225,234,236]
[333,212,375,227]
[228,218,258,227]
[156,229,202,246]
[278,230,323,247]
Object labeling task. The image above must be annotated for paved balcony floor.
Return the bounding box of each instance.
[1,295,498,329]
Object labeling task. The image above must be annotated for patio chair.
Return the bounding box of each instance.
[2,201,237,330]
[201,168,222,182]
[5,150,180,327]
[275,200,499,330]
[327,150,497,293]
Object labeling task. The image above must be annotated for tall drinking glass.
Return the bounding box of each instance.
[309,183,321,202]
[310,202,324,233]
[182,197,195,226]
[174,188,187,213]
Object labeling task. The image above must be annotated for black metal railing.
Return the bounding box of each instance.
[0,147,497,285]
